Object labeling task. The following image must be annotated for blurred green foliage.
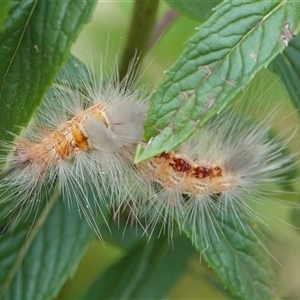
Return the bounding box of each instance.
[1,1,300,299]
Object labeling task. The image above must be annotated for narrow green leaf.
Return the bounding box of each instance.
[0,0,97,151]
[136,0,300,162]
[183,210,277,300]
[164,0,221,22]
[269,33,300,114]
[83,234,193,300]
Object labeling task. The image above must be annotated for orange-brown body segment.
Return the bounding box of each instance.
[14,103,108,175]
[139,151,228,197]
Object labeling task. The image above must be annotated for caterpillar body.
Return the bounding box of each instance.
[0,62,149,239]
[135,100,297,246]
[0,58,298,251]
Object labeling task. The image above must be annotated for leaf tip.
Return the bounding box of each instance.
[134,144,144,163]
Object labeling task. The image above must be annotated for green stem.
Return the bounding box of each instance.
[119,0,159,81]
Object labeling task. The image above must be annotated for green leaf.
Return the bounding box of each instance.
[183,210,277,300]
[0,193,98,299]
[289,207,300,235]
[0,0,10,32]
[83,234,193,300]
[101,219,146,251]
[136,0,300,163]
[164,0,221,22]
[0,0,97,152]
[269,33,300,114]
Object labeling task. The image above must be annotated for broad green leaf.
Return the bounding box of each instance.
[83,234,193,300]
[0,227,27,292]
[183,210,277,300]
[136,0,300,163]
[164,0,221,22]
[269,33,300,113]
[0,0,10,32]
[0,193,99,299]
[0,0,97,152]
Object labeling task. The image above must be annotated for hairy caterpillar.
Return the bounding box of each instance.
[0,54,298,254]
[0,59,149,239]
[132,94,298,248]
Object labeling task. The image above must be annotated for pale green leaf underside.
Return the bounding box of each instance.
[136,0,300,162]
